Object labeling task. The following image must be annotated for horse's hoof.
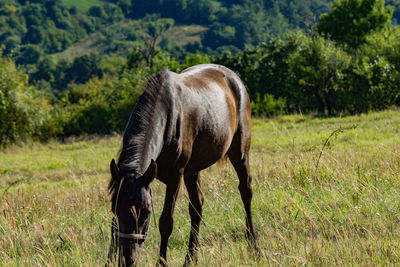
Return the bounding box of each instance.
[182,255,192,267]
[157,257,168,267]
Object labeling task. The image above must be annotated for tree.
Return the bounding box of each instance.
[387,0,400,23]
[3,35,21,54]
[317,0,393,49]
[286,36,351,114]
[30,58,55,84]
[15,44,43,65]
[64,53,104,85]
[22,26,43,44]
[202,22,235,49]
[0,55,54,146]
[88,5,106,19]
[127,17,174,70]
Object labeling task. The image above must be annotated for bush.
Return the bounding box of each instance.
[251,93,286,116]
[0,55,57,146]
[286,36,351,114]
[58,73,145,136]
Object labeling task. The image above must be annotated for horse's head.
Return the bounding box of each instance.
[108,159,157,266]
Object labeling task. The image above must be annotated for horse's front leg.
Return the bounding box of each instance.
[158,170,182,266]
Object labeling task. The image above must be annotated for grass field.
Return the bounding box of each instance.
[61,0,102,12]
[1,110,400,266]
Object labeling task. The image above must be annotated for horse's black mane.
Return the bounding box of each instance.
[108,69,169,197]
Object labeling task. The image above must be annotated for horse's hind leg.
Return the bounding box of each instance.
[183,171,203,266]
[227,132,258,249]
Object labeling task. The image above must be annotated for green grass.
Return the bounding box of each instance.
[61,0,102,12]
[1,109,400,265]
[163,25,207,45]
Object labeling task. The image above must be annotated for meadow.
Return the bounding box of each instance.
[61,0,103,11]
[1,109,400,266]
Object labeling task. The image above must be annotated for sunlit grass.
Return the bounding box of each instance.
[1,109,400,265]
[61,0,102,12]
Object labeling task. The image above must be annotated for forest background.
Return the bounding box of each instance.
[1,0,400,146]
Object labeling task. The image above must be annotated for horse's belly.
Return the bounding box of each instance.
[185,128,233,171]
[185,95,237,171]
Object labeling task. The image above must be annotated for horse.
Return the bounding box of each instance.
[108,64,257,266]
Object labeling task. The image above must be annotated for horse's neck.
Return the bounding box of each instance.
[121,108,167,175]
[139,114,166,172]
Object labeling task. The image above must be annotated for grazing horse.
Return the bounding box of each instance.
[108,64,257,266]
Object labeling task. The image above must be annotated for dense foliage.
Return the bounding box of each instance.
[0,0,120,60]
[1,0,400,146]
[116,0,332,50]
[0,55,57,146]
[0,0,332,63]
[317,0,392,49]
[217,28,400,115]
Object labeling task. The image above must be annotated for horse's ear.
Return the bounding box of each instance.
[143,160,157,186]
[110,159,121,182]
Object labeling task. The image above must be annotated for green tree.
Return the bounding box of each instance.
[22,26,43,44]
[15,44,43,65]
[30,58,55,84]
[317,0,392,49]
[287,36,351,114]
[126,17,175,70]
[64,53,104,85]
[341,27,400,112]
[203,22,236,49]
[0,55,56,146]
[178,52,211,71]
[387,0,400,23]
[3,35,21,54]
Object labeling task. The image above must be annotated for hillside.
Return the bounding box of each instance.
[54,21,207,60]
[3,0,400,65]
[0,0,334,63]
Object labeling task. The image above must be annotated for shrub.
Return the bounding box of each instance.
[251,93,286,117]
[0,55,56,146]
[59,73,145,136]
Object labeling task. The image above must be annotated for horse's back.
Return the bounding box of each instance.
[179,64,250,126]
[174,64,251,171]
